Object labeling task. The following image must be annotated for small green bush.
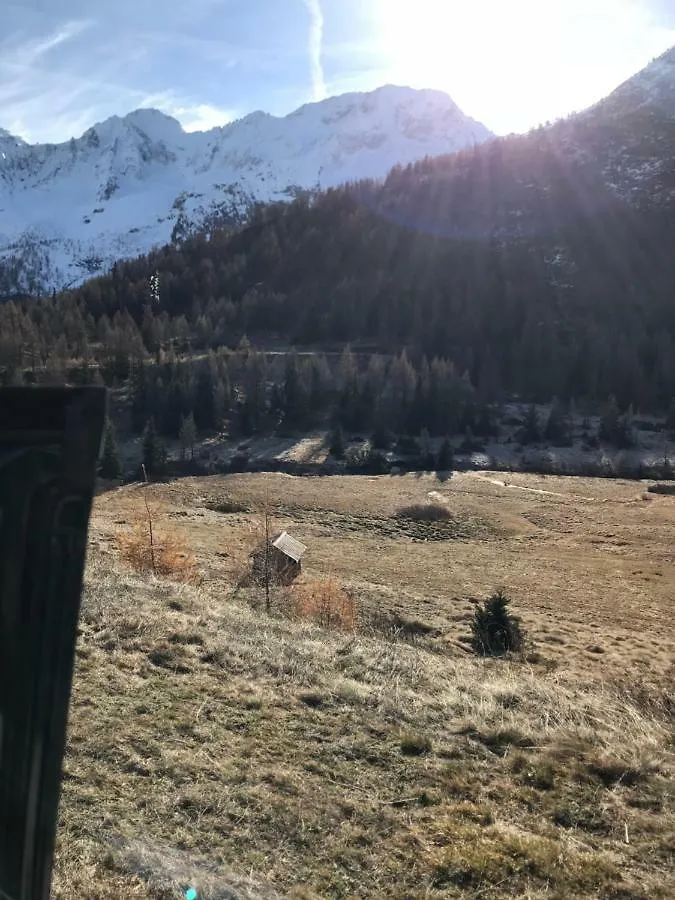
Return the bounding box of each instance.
[470,592,525,657]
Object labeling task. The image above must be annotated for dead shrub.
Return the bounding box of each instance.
[117,520,199,583]
[585,757,645,788]
[207,499,251,514]
[400,732,433,756]
[281,578,358,630]
[396,502,452,522]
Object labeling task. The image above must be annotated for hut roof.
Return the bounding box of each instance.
[271,531,307,563]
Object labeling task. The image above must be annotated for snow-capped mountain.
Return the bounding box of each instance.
[0,86,492,295]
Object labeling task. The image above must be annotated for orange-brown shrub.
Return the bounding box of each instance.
[117,521,199,583]
[282,578,358,630]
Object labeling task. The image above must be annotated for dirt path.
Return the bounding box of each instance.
[463,472,600,502]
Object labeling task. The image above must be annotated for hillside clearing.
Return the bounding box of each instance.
[54,472,675,898]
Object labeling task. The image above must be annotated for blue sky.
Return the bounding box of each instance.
[2,0,675,143]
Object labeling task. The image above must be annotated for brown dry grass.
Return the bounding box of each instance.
[54,471,675,898]
[115,501,199,584]
[281,577,358,630]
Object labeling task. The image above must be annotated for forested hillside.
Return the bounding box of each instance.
[3,153,675,406]
[3,63,675,455]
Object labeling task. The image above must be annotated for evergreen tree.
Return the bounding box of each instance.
[459,425,483,453]
[142,416,167,478]
[241,350,268,435]
[470,592,525,657]
[475,404,500,439]
[194,365,216,431]
[329,424,345,459]
[213,376,230,432]
[599,395,635,448]
[130,362,150,433]
[419,428,435,470]
[179,412,197,461]
[371,425,393,450]
[599,395,620,444]
[396,434,420,457]
[384,351,417,434]
[337,348,363,431]
[282,352,311,431]
[518,404,542,445]
[308,353,333,414]
[437,437,454,471]
[544,397,571,445]
[99,417,122,480]
[666,398,675,435]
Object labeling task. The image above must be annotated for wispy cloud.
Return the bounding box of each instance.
[1,2,338,143]
[0,16,237,143]
[303,0,327,100]
[2,19,91,74]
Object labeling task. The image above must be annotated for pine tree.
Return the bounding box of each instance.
[213,376,230,432]
[241,350,268,435]
[518,404,542,445]
[337,348,362,432]
[282,352,311,431]
[544,397,571,445]
[329,424,345,459]
[179,412,197,461]
[419,428,435,470]
[470,592,524,657]
[371,424,393,450]
[309,354,333,414]
[599,395,635,448]
[599,395,620,444]
[193,365,216,431]
[142,416,167,478]
[666,398,675,434]
[99,417,122,480]
[130,362,149,433]
[437,437,454,471]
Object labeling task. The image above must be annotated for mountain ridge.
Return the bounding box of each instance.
[4,44,675,298]
[0,85,492,295]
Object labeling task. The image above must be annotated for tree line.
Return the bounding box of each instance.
[90,337,675,482]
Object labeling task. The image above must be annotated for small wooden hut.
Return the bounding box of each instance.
[250,531,307,585]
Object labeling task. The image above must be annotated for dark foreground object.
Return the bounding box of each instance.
[0,388,105,900]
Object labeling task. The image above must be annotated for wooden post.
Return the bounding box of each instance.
[264,476,271,613]
[141,463,156,575]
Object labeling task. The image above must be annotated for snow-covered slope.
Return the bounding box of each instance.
[0,86,492,294]
[601,46,675,114]
[553,47,675,207]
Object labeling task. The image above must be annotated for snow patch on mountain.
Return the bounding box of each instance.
[0,85,492,294]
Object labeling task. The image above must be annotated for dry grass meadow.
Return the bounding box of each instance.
[53,471,674,898]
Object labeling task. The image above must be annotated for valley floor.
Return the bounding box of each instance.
[54,472,674,898]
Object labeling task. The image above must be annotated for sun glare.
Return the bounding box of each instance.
[373,0,675,134]
[376,0,535,88]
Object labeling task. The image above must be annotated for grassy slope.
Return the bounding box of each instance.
[54,473,674,899]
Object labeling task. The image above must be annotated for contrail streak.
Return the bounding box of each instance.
[303,0,327,100]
